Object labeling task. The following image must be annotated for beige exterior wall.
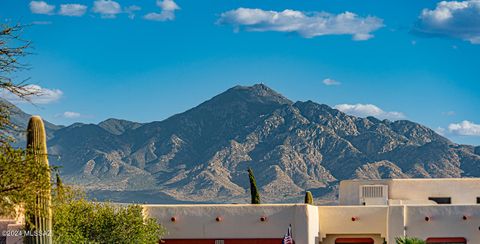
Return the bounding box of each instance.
[142,179,480,243]
[387,205,405,244]
[144,203,480,243]
[144,204,318,244]
[318,206,388,241]
[307,204,321,244]
[340,178,480,205]
[405,205,480,243]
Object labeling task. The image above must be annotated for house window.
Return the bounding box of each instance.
[477,197,480,204]
[428,197,451,204]
[426,237,466,244]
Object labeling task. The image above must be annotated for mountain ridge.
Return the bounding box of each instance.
[2,84,479,204]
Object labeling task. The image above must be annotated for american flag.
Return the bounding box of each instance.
[282,224,293,244]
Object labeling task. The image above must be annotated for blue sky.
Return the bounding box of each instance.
[1,0,479,145]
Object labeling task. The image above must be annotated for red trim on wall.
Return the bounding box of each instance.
[335,238,374,244]
[426,237,466,243]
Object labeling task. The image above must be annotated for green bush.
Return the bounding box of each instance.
[395,237,426,244]
[0,146,50,217]
[52,187,166,244]
[304,191,313,204]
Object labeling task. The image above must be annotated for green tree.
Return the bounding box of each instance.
[52,167,64,202]
[304,191,313,204]
[248,167,260,204]
[1,23,37,143]
[0,147,50,216]
[395,237,426,244]
[0,22,45,217]
[52,185,166,244]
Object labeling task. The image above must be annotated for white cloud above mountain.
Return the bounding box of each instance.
[217,8,384,40]
[448,120,480,136]
[29,1,55,15]
[144,0,180,21]
[414,0,480,44]
[334,103,406,120]
[1,85,63,104]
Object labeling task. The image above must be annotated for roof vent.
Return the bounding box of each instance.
[359,185,388,205]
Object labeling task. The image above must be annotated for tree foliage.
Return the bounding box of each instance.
[0,23,46,216]
[395,237,426,244]
[52,185,166,244]
[1,23,38,144]
[304,191,313,204]
[248,167,260,204]
[0,146,50,216]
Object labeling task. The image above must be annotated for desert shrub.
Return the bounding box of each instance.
[52,187,165,244]
[395,237,426,244]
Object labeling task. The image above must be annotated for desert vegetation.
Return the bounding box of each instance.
[0,22,165,244]
[395,237,426,244]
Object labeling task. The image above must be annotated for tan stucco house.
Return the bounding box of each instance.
[2,178,479,244]
[144,178,480,244]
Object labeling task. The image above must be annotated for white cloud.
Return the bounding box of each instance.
[436,127,446,136]
[32,21,52,25]
[30,1,55,15]
[448,120,480,136]
[59,4,87,17]
[125,5,141,19]
[334,103,406,120]
[217,8,384,40]
[60,111,81,119]
[144,0,180,21]
[323,78,341,86]
[0,85,63,104]
[93,0,122,18]
[415,0,480,44]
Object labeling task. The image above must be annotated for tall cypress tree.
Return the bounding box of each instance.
[248,167,260,204]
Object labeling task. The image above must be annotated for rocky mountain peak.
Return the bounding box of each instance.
[213,83,292,107]
[3,84,479,204]
[98,118,143,135]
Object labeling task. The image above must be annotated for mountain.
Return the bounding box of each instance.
[0,97,62,147]
[3,84,480,203]
[98,119,143,135]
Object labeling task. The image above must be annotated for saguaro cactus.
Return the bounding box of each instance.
[248,167,260,204]
[304,191,313,204]
[25,116,52,244]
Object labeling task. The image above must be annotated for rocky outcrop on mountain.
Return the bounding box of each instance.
[3,84,480,203]
[354,160,408,179]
